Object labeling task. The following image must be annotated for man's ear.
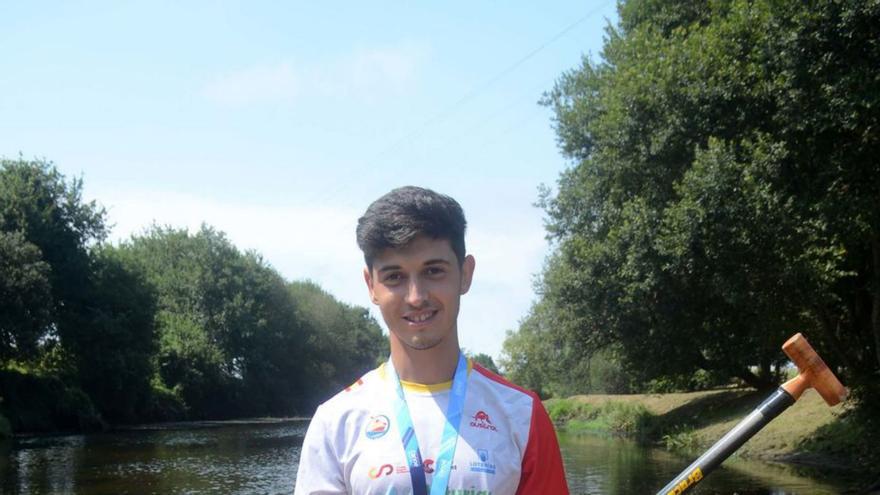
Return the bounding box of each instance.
[364,267,379,304]
[459,255,475,295]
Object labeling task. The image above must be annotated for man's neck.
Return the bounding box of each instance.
[390,339,461,385]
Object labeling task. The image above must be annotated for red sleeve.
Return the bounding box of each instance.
[516,393,570,495]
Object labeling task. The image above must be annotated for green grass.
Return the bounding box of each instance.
[547,398,652,437]
[548,389,876,469]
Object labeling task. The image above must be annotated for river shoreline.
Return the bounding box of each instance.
[546,388,876,474]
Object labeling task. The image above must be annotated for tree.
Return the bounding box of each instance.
[500,301,625,398]
[289,280,387,402]
[0,231,51,360]
[1,158,162,425]
[74,246,157,422]
[534,0,879,397]
[469,352,501,375]
[117,225,322,417]
[0,157,107,361]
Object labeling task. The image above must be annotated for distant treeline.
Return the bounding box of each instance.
[0,158,387,434]
[500,0,880,420]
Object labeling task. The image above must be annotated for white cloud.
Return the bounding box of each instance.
[203,44,425,106]
[202,63,300,105]
[349,46,422,100]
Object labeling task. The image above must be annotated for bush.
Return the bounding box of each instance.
[546,398,594,423]
[662,426,699,452]
[598,401,652,436]
[645,369,731,393]
[0,410,10,437]
[146,380,187,422]
[547,398,653,438]
[0,368,103,432]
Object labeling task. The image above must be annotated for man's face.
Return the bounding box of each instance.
[364,236,475,353]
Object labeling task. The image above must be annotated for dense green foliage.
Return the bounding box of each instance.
[468,352,500,375]
[546,398,652,437]
[0,158,386,431]
[504,0,880,402]
[289,280,388,399]
[0,231,51,360]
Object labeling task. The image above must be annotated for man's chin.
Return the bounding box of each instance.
[403,336,442,351]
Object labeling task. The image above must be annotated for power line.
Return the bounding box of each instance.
[296,2,613,212]
[363,2,614,166]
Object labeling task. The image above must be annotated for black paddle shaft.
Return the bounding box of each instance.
[655,388,796,495]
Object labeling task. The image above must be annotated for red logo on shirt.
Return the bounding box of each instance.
[345,378,364,392]
[368,464,393,479]
[470,410,498,431]
[367,459,443,480]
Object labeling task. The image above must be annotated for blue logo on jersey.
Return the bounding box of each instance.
[470,449,496,475]
[365,414,390,439]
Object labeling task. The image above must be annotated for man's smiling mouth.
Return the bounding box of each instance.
[404,310,437,324]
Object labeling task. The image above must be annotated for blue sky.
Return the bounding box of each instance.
[1,1,618,361]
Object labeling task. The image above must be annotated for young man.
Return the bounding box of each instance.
[294,186,569,494]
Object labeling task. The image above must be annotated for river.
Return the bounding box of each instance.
[0,419,855,494]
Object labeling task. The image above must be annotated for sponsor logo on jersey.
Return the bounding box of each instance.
[368,463,394,479]
[469,410,498,432]
[469,448,496,475]
[365,414,390,439]
[344,378,364,392]
[367,459,448,480]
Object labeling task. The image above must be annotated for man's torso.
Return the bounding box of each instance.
[299,362,536,495]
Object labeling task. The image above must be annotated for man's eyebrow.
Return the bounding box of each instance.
[376,259,451,272]
[376,264,401,273]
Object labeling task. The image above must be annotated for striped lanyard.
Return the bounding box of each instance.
[387,353,469,495]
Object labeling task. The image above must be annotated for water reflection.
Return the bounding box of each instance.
[0,420,854,494]
[559,433,849,495]
[1,420,309,495]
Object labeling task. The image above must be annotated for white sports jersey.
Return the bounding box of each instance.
[294,360,568,495]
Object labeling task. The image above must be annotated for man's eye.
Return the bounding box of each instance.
[425,267,445,276]
[383,273,402,283]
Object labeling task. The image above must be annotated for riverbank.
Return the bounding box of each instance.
[546,388,877,471]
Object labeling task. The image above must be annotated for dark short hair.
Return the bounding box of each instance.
[357,186,467,270]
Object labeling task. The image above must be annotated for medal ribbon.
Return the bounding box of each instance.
[387,352,468,495]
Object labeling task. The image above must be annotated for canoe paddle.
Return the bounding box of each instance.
[656,333,847,495]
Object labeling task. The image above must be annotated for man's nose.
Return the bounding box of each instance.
[405,278,428,306]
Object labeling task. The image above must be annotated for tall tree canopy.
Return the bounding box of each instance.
[1,158,389,429]
[0,231,51,360]
[289,280,387,397]
[523,0,879,398]
[1,158,157,424]
[116,226,315,417]
[0,158,107,361]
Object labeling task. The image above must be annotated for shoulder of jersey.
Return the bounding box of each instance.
[321,367,383,409]
[471,362,539,401]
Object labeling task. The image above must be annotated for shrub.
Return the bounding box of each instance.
[599,401,652,436]
[0,368,103,432]
[146,380,187,422]
[547,399,654,438]
[546,398,594,423]
[662,427,700,452]
[0,410,10,437]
